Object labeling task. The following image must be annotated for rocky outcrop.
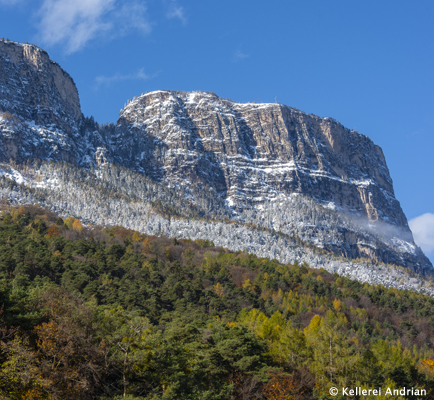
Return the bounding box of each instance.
[0,39,81,127]
[0,40,111,165]
[0,39,86,163]
[101,91,434,274]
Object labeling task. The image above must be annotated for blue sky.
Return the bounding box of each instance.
[1,0,434,263]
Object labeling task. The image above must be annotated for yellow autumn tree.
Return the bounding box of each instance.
[304,311,355,388]
[213,282,225,298]
[10,207,20,220]
[421,359,434,378]
[0,335,48,399]
[142,237,151,253]
[333,298,342,311]
[64,217,75,229]
[132,231,142,242]
[237,309,268,333]
[422,359,434,370]
[304,315,322,336]
[242,278,254,291]
[72,219,83,232]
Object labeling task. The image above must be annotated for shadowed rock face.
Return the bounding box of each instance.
[112,91,408,229]
[0,41,432,274]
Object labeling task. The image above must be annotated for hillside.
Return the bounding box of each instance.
[0,204,434,399]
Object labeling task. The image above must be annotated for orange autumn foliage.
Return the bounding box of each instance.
[72,219,84,231]
[422,359,434,370]
[32,289,105,400]
[46,225,61,238]
[263,371,307,400]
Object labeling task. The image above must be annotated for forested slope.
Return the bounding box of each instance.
[1,204,434,399]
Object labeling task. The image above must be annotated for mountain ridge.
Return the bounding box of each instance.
[0,39,432,276]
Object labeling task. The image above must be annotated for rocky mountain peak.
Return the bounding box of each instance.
[0,39,81,127]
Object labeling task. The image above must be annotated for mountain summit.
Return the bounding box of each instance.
[0,39,80,128]
[0,39,432,277]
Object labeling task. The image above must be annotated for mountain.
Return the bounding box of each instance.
[0,39,432,281]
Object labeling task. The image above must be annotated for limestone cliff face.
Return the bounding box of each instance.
[112,90,408,230]
[0,40,86,163]
[0,40,81,127]
[0,40,106,164]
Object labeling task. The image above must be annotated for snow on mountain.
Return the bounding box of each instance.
[0,39,432,280]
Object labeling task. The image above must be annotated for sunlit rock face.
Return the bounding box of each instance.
[113,90,405,227]
[0,40,432,275]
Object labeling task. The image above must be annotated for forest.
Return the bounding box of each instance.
[0,203,434,399]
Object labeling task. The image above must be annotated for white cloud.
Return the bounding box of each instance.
[166,1,187,25]
[95,68,154,88]
[36,0,151,54]
[233,50,249,62]
[113,2,152,36]
[409,213,434,256]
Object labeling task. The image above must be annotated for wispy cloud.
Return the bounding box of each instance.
[233,50,249,62]
[95,68,155,88]
[113,2,152,36]
[36,0,151,54]
[166,1,187,25]
[409,213,434,256]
